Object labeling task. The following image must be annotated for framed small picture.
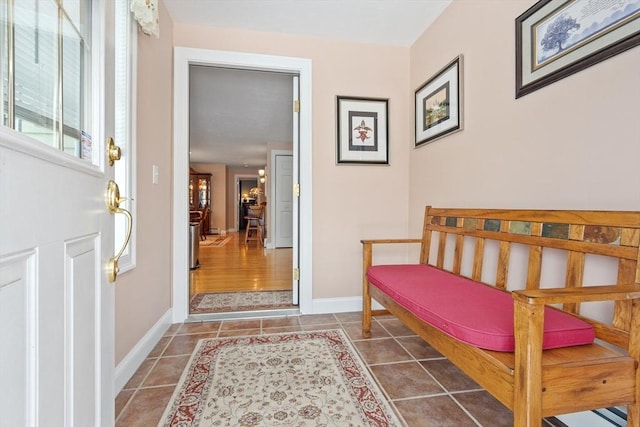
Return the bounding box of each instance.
[415,55,463,147]
[516,0,640,98]
[336,96,389,165]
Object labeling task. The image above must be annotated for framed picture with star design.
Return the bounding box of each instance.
[336,96,389,165]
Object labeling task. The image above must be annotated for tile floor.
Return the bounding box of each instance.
[115,312,560,426]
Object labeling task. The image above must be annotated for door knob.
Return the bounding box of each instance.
[106,180,132,282]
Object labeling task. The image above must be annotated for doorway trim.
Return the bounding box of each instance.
[172,47,313,322]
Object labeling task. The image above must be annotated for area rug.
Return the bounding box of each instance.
[157,329,403,427]
[200,235,232,247]
[190,290,294,313]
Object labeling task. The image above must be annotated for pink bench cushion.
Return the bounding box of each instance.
[367,264,595,352]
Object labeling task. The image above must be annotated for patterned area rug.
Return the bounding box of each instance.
[158,330,403,426]
[200,235,232,247]
[190,291,294,313]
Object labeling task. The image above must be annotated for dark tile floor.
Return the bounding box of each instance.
[115,312,557,426]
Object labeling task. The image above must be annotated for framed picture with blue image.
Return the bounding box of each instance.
[516,0,640,98]
[336,96,389,165]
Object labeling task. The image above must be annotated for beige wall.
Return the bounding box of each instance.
[408,0,640,237]
[174,25,412,299]
[191,163,227,233]
[114,2,174,364]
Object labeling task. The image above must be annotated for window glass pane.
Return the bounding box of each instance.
[14,0,60,147]
[62,15,82,155]
[5,0,92,161]
[1,0,8,127]
[62,0,80,29]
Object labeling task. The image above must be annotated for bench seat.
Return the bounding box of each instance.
[367,264,595,351]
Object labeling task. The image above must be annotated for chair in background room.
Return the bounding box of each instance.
[244,204,264,245]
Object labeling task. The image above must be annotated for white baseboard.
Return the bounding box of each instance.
[311,296,384,314]
[114,309,173,396]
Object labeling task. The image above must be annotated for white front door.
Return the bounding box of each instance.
[0,1,117,426]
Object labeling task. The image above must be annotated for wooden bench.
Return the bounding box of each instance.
[362,207,640,426]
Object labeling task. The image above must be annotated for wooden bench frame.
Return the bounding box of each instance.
[362,206,640,426]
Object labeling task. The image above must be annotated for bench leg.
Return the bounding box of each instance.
[513,299,544,427]
[362,242,373,338]
[363,283,372,338]
[628,404,640,427]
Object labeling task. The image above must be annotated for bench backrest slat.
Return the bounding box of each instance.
[472,234,485,282]
[564,251,585,314]
[420,206,640,348]
[526,251,543,291]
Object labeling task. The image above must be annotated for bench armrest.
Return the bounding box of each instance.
[513,284,640,305]
[361,238,422,245]
[361,238,422,337]
[361,238,422,268]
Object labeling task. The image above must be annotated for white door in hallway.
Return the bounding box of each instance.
[274,154,294,248]
[0,2,116,426]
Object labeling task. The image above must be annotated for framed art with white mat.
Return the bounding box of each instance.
[336,96,389,165]
[415,55,464,147]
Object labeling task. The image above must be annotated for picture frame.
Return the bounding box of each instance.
[336,96,389,165]
[414,55,463,147]
[516,0,640,98]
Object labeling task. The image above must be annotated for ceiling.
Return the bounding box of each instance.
[165,0,452,167]
[189,66,295,167]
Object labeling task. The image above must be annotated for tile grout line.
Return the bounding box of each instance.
[352,317,412,426]
[373,317,489,426]
[115,332,172,423]
[344,316,409,427]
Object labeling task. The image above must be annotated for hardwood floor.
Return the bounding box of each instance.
[189,232,293,297]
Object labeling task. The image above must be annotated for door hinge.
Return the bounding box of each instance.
[293,183,300,197]
[293,267,300,281]
[294,99,300,113]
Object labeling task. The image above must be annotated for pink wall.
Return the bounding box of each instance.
[408,0,640,234]
[174,25,412,298]
[114,2,174,364]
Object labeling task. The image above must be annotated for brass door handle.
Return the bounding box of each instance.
[106,180,132,282]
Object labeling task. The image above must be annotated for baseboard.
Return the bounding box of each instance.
[114,308,173,396]
[311,296,384,314]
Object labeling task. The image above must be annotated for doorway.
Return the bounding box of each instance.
[172,48,313,322]
[187,66,295,316]
[237,178,258,232]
